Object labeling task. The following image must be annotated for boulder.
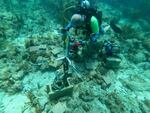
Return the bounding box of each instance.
[48,60,61,70]
[51,47,63,56]
[104,57,121,69]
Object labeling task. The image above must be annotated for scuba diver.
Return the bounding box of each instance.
[64,0,104,42]
[61,0,104,59]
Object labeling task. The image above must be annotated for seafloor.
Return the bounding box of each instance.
[0,0,150,113]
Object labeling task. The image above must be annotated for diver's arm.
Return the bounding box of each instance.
[65,22,73,31]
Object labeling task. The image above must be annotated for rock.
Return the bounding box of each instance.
[143,38,150,52]
[90,70,97,75]
[38,97,48,109]
[36,56,48,64]
[50,102,67,113]
[51,47,63,56]
[122,80,150,91]
[29,46,39,52]
[89,86,102,97]
[48,60,61,70]
[144,100,150,108]
[82,103,91,112]
[2,94,29,113]
[79,95,94,102]
[40,62,50,71]
[12,71,24,80]
[0,68,11,80]
[103,77,112,85]
[31,33,40,39]
[79,92,94,102]
[0,12,19,39]
[98,66,108,75]
[38,44,47,50]
[101,76,112,89]
[85,60,99,70]
[104,57,121,68]
[0,52,7,59]
[15,60,28,72]
[73,107,86,113]
[134,52,146,63]
[137,62,150,70]
[25,39,35,48]
[88,70,100,81]
[12,81,23,92]
[66,99,81,109]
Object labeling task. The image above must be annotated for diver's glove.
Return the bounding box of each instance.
[61,22,73,34]
[99,25,105,34]
[90,32,100,42]
[65,22,73,31]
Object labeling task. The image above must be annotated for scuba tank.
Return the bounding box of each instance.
[90,16,99,34]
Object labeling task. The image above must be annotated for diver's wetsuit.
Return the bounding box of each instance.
[75,4,102,36]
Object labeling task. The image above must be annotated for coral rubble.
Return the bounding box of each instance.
[0,0,150,113]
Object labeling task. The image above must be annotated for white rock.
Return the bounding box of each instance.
[39,44,47,50]
[50,102,67,113]
[51,47,63,56]
[29,46,39,52]
[2,94,29,113]
[105,57,121,68]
